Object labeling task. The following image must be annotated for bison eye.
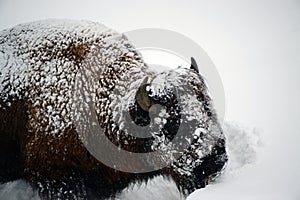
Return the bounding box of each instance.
[129,77,152,127]
[129,77,167,127]
[129,78,181,142]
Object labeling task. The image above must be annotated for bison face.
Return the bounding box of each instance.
[125,58,228,193]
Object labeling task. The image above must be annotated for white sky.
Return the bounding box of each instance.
[0,0,299,199]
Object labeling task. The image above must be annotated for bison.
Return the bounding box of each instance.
[0,19,227,199]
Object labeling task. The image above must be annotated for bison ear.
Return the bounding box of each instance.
[190,57,199,73]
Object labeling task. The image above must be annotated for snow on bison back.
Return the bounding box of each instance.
[0,19,227,199]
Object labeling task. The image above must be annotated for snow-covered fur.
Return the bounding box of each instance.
[0,19,227,199]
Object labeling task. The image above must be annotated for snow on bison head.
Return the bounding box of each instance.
[0,19,227,199]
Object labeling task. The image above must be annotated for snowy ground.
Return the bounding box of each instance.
[188,122,263,200]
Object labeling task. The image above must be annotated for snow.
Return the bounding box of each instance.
[0,180,39,200]
[116,176,184,200]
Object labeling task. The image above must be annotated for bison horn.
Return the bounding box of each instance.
[190,57,199,73]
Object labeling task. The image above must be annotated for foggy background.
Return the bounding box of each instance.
[0,0,299,199]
